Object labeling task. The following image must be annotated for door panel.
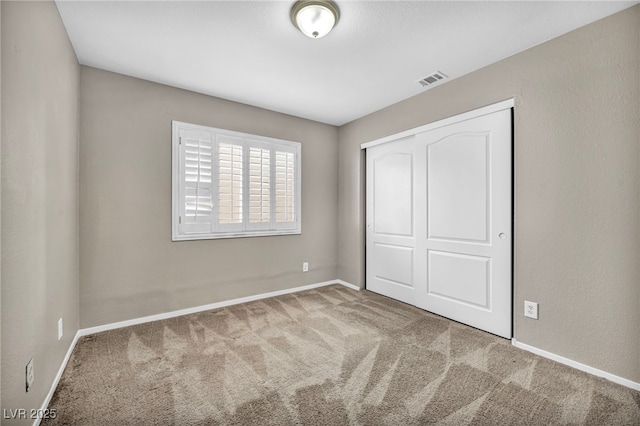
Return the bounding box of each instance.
[366,136,416,305]
[373,243,414,287]
[427,133,489,243]
[427,250,490,309]
[415,109,512,338]
[373,152,413,236]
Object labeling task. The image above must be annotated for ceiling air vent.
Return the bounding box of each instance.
[417,71,448,88]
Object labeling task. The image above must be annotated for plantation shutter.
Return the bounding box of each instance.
[274,146,299,230]
[179,129,214,234]
[217,135,244,233]
[247,140,272,231]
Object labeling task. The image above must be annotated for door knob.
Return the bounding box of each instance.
[498,233,507,240]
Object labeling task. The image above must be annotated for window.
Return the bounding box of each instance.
[172,121,301,240]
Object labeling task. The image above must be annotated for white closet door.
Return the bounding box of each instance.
[366,106,512,338]
[365,136,416,306]
[414,109,512,338]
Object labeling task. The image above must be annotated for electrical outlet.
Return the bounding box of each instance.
[524,301,538,319]
[302,262,309,272]
[26,359,34,392]
[58,318,63,341]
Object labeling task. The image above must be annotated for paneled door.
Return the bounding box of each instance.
[365,136,416,306]
[365,105,512,338]
[414,109,512,338]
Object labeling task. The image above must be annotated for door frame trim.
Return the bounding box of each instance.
[361,98,514,150]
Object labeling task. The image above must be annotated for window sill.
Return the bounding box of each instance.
[172,229,301,242]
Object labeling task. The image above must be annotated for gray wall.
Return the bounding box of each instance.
[1,0,80,421]
[338,6,640,383]
[79,67,339,328]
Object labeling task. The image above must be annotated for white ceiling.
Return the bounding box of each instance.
[55,1,637,126]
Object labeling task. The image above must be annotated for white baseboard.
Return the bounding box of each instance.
[336,279,361,291]
[79,279,358,337]
[512,338,640,391]
[34,330,81,426]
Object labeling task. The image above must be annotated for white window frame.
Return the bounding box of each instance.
[172,121,302,241]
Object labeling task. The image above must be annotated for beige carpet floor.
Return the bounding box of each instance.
[45,285,640,425]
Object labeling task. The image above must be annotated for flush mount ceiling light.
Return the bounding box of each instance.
[291,0,340,39]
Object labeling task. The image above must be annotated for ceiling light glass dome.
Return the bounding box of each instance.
[291,1,340,39]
